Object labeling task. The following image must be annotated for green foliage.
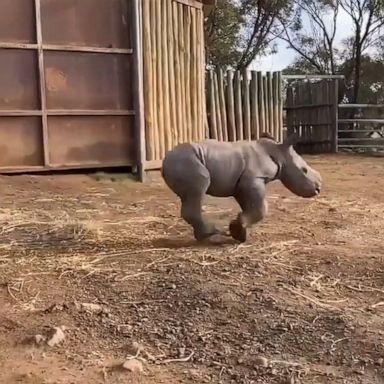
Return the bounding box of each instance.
[204,2,243,69]
[339,56,384,104]
[204,0,292,69]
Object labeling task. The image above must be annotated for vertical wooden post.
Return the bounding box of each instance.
[258,72,265,134]
[167,0,177,146]
[234,71,243,140]
[155,0,165,158]
[196,7,205,141]
[161,0,172,151]
[277,72,283,142]
[272,72,280,141]
[149,0,160,159]
[132,0,146,181]
[172,1,182,144]
[263,74,269,135]
[208,70,218,139]
[242,69,251,140]
[190,7,198,141]
[213,70,223,141]
[332,79,339,153]
[266,72,273,136]
[141,0,153,163]
[286,86,294,138]
[34,0,50,166]
[217,68,228,141]
[178,3,186,144]
[184,6,192,143]
[226,70,236,141]
[250,71,259,140]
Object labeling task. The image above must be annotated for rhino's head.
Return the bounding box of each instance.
[277,136,322,198]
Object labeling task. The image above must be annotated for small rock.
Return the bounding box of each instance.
[127,341,143,356]
[79,302,106,314]
[122,359,144,373]
[254,355,269,367]
[34,334,46,345]
[117,324,133,334]
[188,368,201,378]
[376,357,383,366]
[47,326,66,347]
[179,347,186,358]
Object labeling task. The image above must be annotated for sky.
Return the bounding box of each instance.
[251,8,354,72]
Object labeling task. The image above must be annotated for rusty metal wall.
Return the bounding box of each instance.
[0,0,136,172]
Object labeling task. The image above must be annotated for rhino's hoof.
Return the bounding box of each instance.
[229,220,247,243]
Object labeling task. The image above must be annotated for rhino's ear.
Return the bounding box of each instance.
[281,134,299,149]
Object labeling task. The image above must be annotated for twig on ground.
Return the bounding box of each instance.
[144,254,175,270]
[7,284,21,302]
[371,301,384,309]
[309,274,324,291]
[270,359,303,367]
[190,259,220,267]
[121,299,166,305]
[120,272,152,281]
[231,240,299,256]
[284,286,341,311]
[159,351,194,364]
[346,285,384,295]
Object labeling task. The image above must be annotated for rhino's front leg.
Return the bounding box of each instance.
[181,195,220,241]
[229,178,267,243]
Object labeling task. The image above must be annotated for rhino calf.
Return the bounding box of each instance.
[161,135,322,243]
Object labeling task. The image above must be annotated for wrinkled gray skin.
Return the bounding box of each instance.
[161,135,322,243]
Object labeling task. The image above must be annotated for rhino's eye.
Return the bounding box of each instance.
[302,167,308,174]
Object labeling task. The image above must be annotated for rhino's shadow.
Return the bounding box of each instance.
[151,236,238,249]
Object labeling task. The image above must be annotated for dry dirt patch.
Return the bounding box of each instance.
[0,154,383,383]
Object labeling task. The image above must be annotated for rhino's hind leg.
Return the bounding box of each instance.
[230,179,267,243]
[181,195,220,241]
[162,146,220,241]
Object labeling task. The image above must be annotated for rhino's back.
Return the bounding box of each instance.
[162,140,272,198]
[196,140,246,197]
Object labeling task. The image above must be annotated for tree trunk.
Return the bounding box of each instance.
[352,47,361,103]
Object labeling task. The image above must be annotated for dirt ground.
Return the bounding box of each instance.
[0,154,383,384]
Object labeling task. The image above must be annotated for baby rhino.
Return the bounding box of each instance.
[161,134,322,243]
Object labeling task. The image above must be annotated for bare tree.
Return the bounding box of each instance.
[279,0,384,102]
[277,0,339,74]
[236,0,292,69]
[340,0,384,102]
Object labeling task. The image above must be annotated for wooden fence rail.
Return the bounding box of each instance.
[206,69,283,142]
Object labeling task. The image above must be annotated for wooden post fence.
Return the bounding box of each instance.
[206,69,284,142]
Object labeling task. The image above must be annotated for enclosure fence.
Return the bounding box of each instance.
[142,0,205,170]
[284,76,339,154]
[338,104,384,151]
[283,75,384,154]
[206,69,284,143]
